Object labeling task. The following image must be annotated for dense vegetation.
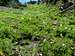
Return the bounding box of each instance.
[0,4,75,56]
[0,0,23,8]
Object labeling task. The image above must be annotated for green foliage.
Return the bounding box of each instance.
[0,0,22,8]
[0,38,13,56]
[38,38,73,56]
[0,4,74,56]
[0,0,11,5]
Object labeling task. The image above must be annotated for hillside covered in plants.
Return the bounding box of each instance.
[0,4,75,56]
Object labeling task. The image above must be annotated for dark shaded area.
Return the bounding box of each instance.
[0,0,11,6]
[27,1,38,4]
[0,0,27,8]
[60,2,73,10]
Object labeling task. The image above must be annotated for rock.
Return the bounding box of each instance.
[52,20,60,26]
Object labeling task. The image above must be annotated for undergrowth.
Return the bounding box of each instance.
[0,4,75,56]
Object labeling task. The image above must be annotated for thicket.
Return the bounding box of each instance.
[0,0,23,8]
[0,0,11,6]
